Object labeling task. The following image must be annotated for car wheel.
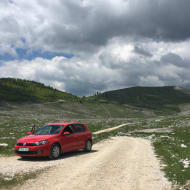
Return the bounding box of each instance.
[49,144,61,159]
[84,140,92,152]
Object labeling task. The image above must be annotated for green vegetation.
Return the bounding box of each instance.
[1,108,190,188]
[1,78,190,188]
[0,169,47,189]
[2,78,190,116]
[0,78,78,103]
[94,86,190,115]
[91,115,190,187]
[0,118,45,156]
[152,126,190,186]
[0,100,140,156]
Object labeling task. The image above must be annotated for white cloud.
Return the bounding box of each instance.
[139,76,164,86]
[1,38,190,95]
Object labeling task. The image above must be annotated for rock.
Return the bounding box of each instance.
[0,143,8,147]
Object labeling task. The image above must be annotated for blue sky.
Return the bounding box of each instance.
[0,48,73,61]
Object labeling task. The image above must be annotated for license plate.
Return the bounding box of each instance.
[18,148,29,152]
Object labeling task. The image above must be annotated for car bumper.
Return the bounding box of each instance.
[14,145,50,157]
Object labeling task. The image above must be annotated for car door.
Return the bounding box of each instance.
[60,125,78,152]
[72,124,86,149]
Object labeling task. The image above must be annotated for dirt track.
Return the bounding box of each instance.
[8,137,171,190]
[93,123,129,135]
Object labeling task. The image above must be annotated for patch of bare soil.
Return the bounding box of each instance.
[133,128,173,133]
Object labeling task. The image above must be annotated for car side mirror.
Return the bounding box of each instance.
[63,131,70,136]
[27,132,32,135]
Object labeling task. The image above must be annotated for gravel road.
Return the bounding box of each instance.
[3,136,171,190]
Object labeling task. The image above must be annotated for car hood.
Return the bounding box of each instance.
[18,135,55,143]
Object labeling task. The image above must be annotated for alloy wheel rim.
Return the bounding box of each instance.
[86,141,91,150]
[52,146,60,158]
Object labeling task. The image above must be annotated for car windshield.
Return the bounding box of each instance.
[33,125,62,135]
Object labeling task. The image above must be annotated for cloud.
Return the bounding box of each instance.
[1,0,190,57]
[0,40,190,96]
[1,0,190,95]
[133,46,152,57]
[161,53,190,68]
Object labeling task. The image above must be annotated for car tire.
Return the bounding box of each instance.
[49,144,61,159]
[84,140,92,152]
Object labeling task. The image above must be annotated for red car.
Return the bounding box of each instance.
[15,122,92,159]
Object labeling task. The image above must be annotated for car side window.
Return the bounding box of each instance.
[63,125,74,134]
[72,124,86,133]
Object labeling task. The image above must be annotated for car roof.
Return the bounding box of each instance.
[47,122,84,126]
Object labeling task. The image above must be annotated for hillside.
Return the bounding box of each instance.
[0,78,77,103]
[1,78,190,115]
[0,78,146,119]
[95,86,190,114]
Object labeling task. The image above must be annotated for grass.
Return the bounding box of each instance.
[0,116,133,189]
[0,113,133,156]
[0,78,78,103]
[0,168,48,189]
[153,127,190,186]
[2,78,190,117]
[128,115,190,186]
[93,86,190,115]
[0,98,147,156]
[128,128,190,188]
[2,78,190,189]
[92,115,190,188]
[1,102,190,189]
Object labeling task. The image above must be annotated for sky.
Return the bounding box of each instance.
[0,0,190,96]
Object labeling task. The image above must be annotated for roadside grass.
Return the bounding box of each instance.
[153,127,190,186]
[129,128,190,188]
[0,98,147,157]
[0,112,132,156]
[1,104,190,188]
[126,115,190,187]
[2,111,188,156]
[0,118,49,156]
[92,116,190,187]
[0,118,133,189]
[0,168,47,189]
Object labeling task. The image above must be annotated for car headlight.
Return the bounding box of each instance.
[35,140,48,146]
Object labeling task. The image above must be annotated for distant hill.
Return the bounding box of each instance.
[0,78,77,103]
[95,86,190,114]
[1,78,190,115]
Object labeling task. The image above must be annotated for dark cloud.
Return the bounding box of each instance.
[161,53,190,68]
[134,46,152,57]
[45,0,190,53]
[1,0,190,55]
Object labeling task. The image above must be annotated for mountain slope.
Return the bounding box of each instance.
[96,86,190,114]
[0,78,77,103]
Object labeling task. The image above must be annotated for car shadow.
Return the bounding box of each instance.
[17,149,98,162]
